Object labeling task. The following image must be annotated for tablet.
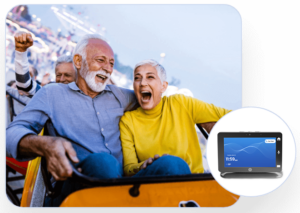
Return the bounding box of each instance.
[218,132,282,175]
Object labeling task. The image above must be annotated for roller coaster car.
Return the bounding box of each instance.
[6,92,29,206]
[18,120,239,207]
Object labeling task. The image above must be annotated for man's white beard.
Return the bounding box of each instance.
[80,62,111,92]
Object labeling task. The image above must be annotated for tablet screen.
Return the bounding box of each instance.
[224,137,278,167]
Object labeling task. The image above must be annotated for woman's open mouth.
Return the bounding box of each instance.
[141,91,152,103]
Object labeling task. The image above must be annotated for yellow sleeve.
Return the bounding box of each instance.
[177,94,231,123]
[119,113,145,176]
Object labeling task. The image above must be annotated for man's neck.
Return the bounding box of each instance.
[76,76,101,99]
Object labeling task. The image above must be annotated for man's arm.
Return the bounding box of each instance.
[6,85,31,105]
[118,87,139,112]
[6,86,78,180]
[18,135,79,181]
[14,32,41,96]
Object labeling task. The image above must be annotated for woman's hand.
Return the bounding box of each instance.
[139,154,168,170]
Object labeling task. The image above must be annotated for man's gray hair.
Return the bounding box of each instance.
[72,34,107,71]
[55,55,73,70]
[133,59,167,83]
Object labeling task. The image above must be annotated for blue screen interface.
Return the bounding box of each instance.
[224,137,276,167]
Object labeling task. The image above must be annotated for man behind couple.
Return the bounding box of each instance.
[6,33,230,206]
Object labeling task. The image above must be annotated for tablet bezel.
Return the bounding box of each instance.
[218,132,282,173]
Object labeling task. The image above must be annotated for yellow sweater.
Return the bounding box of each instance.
[120,94,231,176]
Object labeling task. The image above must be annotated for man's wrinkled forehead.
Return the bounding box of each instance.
[55,62,74,74]
[86,38,114,59]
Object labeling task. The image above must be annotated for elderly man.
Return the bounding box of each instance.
[6,34,138,206]
[54,55,77,84]
[14,32,77,95]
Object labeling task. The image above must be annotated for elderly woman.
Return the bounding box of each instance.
[120,59,231,177]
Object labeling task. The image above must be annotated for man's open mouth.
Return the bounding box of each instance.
[141,91,152,102]
[96,74,107,81]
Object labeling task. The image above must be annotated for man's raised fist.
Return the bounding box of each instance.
[14,32,33,52]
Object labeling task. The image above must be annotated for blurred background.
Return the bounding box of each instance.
[5,4,242,174]
[5,4,241,108]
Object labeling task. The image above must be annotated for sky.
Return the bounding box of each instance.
[21,4,241,110]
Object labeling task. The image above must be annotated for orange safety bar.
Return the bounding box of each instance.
[19,129,239,207]
[60,180,239,207]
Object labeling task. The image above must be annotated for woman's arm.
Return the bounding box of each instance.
[119,115,145,176]
[178,95,231,124]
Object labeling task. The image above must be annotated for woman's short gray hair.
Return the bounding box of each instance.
[72,34,106,71]
[133,59,167,83]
